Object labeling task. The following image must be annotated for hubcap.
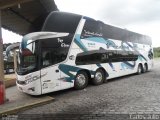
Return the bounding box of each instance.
[95,72,103,82]
[138,66,141,73]
[76,74,86,86]
[144,65,146,71]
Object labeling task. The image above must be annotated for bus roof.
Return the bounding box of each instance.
[43,12,151,45]
[83,15,151,45]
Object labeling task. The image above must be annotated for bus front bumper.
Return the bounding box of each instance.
[16,80,42,95]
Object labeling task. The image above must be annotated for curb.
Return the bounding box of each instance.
[5,79,16,88]
[0,96,54,115]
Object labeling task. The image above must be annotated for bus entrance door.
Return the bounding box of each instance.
[41,65,61,94]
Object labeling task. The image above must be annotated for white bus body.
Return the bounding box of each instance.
[16,12,153,95]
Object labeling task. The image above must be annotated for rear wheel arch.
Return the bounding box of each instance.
[144,63,148,72]
[94,67,108,83]
[99,67,109,78]
[77,69,91,80]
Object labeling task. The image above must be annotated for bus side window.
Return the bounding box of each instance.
[101,54,107,62]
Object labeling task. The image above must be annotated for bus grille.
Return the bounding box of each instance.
[17,80,26,85]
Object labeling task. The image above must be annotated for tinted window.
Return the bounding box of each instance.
[75,50,138,65]
[41,35,73,68]
[81,18,102,39]
[102,23,152,45]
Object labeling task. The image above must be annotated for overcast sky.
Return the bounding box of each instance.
[2,0,160,47]
[55,0,160,47]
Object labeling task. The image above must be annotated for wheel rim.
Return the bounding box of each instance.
[76,74,86,86]
[144,65,147,72]
[138,66,141,73]
[143,66,146,72]
[95,72,103,82]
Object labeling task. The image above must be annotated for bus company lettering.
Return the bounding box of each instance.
[88,42,95,48]
[24,75,40,84]
[24,73,47,84]
[58,38,69,48]
[84,30,103,37]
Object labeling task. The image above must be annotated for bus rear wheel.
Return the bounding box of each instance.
[143,63,148,73]
[92,69,105,85]
[74,71,88,90]
[137,64,143,75]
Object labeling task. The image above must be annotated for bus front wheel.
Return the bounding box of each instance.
[74,71,89,90]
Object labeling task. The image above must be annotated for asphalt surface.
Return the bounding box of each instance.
[19,59,160,119]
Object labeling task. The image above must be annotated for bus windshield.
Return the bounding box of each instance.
[17,41,38,75]
[17,32,73,75]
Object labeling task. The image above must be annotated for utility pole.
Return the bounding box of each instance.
[0,10,5,105]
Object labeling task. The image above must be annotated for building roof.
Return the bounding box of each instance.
[0,0,58,35]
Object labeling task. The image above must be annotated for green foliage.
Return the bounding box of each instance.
[153,47,160,58]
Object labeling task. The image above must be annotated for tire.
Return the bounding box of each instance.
[92,69,105,85]
[137,64,143,75]
[74,71,88,90]
[143,64,148,73]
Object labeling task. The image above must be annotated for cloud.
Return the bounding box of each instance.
[55,0,160,47]
[2,29,22,43]
[127,21,160,47]
[98,0,160,26]
[55,0,160,26]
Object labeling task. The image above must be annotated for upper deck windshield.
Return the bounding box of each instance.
[42,12,82,34]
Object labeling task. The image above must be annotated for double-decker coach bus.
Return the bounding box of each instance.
[16,12,153,95]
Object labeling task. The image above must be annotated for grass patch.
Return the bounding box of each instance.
[154,47,160,58]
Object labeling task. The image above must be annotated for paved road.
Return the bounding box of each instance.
[20,59,160,119]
